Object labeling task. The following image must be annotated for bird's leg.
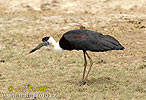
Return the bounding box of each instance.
[81,51,87,85]
[84,52,93,83]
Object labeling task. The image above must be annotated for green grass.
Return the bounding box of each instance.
[0,13,146,100]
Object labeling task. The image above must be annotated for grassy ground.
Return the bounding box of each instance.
[0,9,146,100]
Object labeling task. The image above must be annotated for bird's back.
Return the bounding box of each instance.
[59,29,124,52]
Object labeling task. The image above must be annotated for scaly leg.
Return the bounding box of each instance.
[81,51,87,85]
[84,52,93,83]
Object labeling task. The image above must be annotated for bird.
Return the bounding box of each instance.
[29,29,125,85]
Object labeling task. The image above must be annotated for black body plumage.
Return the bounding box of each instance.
[59,29,124,52]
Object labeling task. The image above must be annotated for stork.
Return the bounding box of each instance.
[29,29,124,85]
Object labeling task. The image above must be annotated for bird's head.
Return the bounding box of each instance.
[29,36,52,53]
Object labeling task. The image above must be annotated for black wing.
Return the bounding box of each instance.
[59,29,124,52]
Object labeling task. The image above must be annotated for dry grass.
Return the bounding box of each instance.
[0,6,146,100]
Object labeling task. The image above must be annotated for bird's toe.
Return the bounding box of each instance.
[80,81,87,86]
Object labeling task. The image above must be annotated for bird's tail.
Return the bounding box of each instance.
[103,35,125,51]
[116,45,125,50]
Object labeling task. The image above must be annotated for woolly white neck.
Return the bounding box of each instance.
[48,37,63,52]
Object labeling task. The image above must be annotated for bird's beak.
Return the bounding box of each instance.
[29,43,44,53]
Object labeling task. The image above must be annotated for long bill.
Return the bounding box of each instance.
[29,43,44,53]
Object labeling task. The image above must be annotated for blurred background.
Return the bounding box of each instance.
[0,0,146,14]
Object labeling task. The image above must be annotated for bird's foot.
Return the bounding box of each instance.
[80,81,86,86]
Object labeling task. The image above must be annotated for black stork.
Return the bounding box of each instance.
[29,29,124,85]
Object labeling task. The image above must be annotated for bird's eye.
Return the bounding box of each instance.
[46,42,49,45]
[42,42,49,46]
[46,42,50,46]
